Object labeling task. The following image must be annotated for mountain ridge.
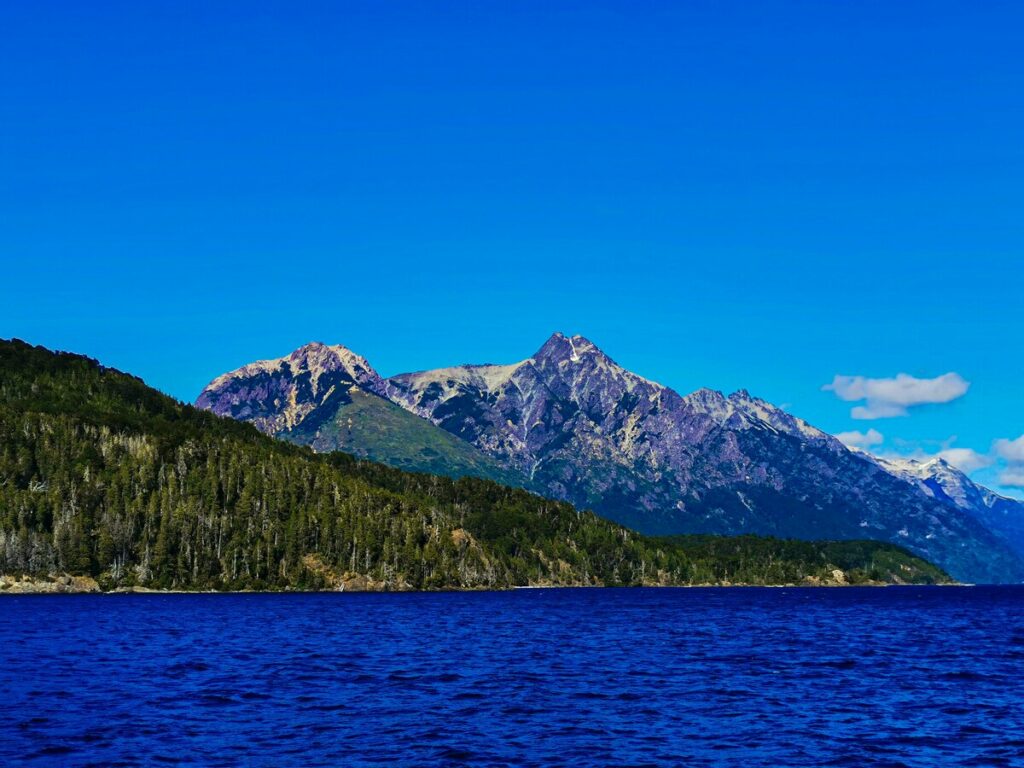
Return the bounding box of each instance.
[869,454,1024,561]
[196,341,525,486]
[198,333,1024,583]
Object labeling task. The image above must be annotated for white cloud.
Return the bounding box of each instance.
[934,448,993,474]
[995,436,1024,463]
[823,372,970,420]
[850,402,906,420]
[999,469,1024,488]
[835,428,884,450]
[994,436,1024,491]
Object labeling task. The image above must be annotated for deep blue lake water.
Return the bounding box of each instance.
[2,587,1023,767]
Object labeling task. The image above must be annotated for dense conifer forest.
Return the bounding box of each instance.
[0,340,948,591]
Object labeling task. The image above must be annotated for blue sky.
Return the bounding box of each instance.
[2,1,1022,494]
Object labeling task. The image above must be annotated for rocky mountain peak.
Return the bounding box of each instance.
[879,455,957,481]
[532,332,606,365]
[201,341,383,395]
[195,341,386,434]
[525,333,664,409]
[289,342,382,392]
[683,387,730,412]
[728,388,755,403]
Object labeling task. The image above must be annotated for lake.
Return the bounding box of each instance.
[2,587,1023,767]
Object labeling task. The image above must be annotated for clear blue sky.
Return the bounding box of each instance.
[2,2,1022,494]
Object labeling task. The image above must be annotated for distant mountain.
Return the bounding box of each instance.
[196,343,523,485]
[385,333,1023,584]
[1,338,949,591]
[199,334,1024,584]
[873,455,1024,562]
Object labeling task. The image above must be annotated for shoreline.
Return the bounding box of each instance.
[0,574,963,595]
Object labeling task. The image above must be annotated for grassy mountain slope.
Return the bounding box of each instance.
[280,387,526,488]
[0,339,949,591]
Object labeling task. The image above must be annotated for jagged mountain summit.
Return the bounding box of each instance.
[196,342,523,484]
[198,333,1024,583]
[197,342,387,434]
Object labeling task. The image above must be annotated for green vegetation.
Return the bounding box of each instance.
[282,387,526,488]
[0,339,950,591]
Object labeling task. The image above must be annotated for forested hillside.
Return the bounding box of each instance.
[0,340,949,591]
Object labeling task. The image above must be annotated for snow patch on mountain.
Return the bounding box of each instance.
[872,454,1011,511]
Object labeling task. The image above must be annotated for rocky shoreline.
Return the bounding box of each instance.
[0,570,934,594]
[0,574,102,594]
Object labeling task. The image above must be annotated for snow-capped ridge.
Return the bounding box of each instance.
[868,453,1023,515]
[676,386,829,441]
[387,360,528,397]
[726,388,830,441]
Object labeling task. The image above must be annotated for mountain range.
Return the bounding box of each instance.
[197,333,1024,584]
[195,342,520,485]
[0,338,947,591]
